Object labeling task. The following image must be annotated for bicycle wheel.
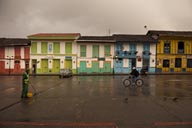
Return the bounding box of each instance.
[135,79,143,87]
[123,79,131,87]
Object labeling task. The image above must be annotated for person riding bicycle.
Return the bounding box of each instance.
[130,67,139,81]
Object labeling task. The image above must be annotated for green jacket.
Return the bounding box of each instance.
[23,72,29,85]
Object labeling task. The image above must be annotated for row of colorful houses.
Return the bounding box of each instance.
[1,30,192,75]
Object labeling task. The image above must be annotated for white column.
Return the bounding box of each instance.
[72,56,76,69]
[60,42,65,54]
[123,59,128,68]
[100,45,104,57]
[20,47,25,69]
[37,42,41,54]
[87,44,92,58]
[150,44,156,67]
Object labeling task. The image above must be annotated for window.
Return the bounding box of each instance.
[163,59,170,67]
[130,43,136,54]
[41,42,47,54]
[187,59,192,68]
[143,43,150,52]
[104,45,110,57]
[65,42,72,54]
[48,43,53,53]
[80,45,86,57]
[175,58,181,68]
[164,41,170,54]
[31,42,37,54]
[178,41,184,54]
[92,45,99,58]
[53,42,60,54]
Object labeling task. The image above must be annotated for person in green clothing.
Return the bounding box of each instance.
[21,69,30,98]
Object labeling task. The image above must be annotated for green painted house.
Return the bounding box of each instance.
[76,36,115,74]
[28,33,80,74]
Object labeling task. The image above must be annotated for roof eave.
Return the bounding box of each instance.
[76,40,115,43]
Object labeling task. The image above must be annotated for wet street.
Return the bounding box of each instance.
[0,75,192,128]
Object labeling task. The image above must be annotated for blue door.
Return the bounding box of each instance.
[114,60,123,73]
[143,43,150,69]
[129,58,136,72]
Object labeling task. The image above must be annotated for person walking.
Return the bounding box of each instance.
[21,69,30,98]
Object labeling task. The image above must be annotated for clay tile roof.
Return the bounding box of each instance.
[28,33,81,37]
[113,34,157,43]
[0,38,31,47]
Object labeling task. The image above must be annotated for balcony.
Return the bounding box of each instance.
[115,50,137,58]
[142,51,151,58]
[178,49,184,54]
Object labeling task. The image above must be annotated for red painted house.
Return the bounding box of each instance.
[0,38,31,75]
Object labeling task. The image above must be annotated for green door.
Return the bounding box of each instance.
[41,59,48,73]
[79,61,86,73]
[65,60,72,69]
[52,59,60,73]
[92,61,99,73]
[104,61,111,73]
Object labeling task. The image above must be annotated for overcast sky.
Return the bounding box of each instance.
[0,0,192,38]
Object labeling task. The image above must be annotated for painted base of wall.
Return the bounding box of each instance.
[156,68,192,73]
[78,68,113,74]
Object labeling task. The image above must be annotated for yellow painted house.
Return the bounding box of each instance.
[147,30,192,73]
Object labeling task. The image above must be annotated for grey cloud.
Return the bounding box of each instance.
[0,0,192,38]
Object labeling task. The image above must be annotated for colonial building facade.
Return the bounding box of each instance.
[147,31,192,73]
[113,35,157,74]
[28,33,80,74]
[76,36,115,74]
[1,30,192,75]
[0,38,31,74]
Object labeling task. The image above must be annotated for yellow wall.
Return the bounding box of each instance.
[156,37,192,72]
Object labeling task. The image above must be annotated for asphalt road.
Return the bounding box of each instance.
[0,75,192,128]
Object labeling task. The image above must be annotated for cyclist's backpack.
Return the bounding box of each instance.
[135,70,139,77]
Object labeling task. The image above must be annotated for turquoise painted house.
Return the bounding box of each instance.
[76,36,115,74]
[113,34,157,74]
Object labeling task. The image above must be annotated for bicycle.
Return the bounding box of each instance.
[122,75,144,87]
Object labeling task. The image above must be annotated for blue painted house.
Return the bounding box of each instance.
[113,34,157,74]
